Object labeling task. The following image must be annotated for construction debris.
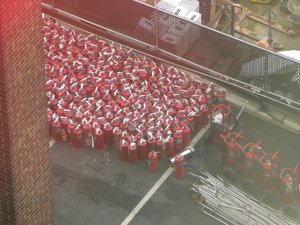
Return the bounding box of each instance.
[190,171,300,225]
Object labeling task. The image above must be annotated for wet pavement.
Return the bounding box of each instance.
[51,106,300,225]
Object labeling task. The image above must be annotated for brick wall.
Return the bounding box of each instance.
[0,0,53,224]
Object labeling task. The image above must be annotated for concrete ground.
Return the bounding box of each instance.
[51,104,300,225]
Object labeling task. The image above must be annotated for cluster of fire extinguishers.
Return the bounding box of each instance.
[203,100,300,219]
[44,17,229,172]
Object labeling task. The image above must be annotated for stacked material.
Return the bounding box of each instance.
[190,172,300,225]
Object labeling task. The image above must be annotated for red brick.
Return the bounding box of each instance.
[0,0,53,224]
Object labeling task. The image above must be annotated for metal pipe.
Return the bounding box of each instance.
[190,172,300,225]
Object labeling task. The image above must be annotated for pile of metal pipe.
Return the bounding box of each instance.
[190,172,300,225]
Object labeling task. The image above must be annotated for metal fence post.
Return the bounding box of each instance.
[154,0,159,50]
[264,52,270,92]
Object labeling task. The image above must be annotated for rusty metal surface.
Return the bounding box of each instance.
[234,0,300,50]
[288,0,300,16]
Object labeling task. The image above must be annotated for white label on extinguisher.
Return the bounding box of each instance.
[61,134,67,141]
[84,137,92,146]
[177,161,184,167]
[175,138,182,144]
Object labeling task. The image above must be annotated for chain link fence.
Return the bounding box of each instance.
[42,0,300,108]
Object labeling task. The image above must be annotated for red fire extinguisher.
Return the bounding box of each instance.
[156,139,166,159]
[121,130,129,140]
[136,131,144,141]
[74,110,84,124]
[166,136,175,157]
[82,119,92,146]
[120,118,129,130]
[64,109,74,120]
[51,117,61,142]
[60,129,68,143]
[216,89,226,103]
[60,116,69,130]
[198,95,207,106]
[174,155,185,179]
[119,139,128,161]
[127,142,138,164]
[194,110,202,131]
[173,130,183,153]
[128,121,137,135]
[148,151,159,172]
[147,136,156,153]
[73,124,83,148]
[112,127,122,149]
[186,113,195,135]
[182,126,191,147]
[103,123,113,146]
[128,135,138,143]
[93,128,104,150]
[137,138,147,160]
[67,120,77,143]
[56,105,65,117]
[111,117,121,127]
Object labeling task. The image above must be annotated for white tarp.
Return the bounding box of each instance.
[279,50,300,62]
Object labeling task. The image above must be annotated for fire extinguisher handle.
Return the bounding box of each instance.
[151,151,160,156]
[129,121,149,138]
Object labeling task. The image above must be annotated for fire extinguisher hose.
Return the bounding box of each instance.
[185,150,196,166]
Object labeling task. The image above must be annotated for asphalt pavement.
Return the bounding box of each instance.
[47,1,300,223]
[51,105,300,225]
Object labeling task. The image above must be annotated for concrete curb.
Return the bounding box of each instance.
[226,89,300,135]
